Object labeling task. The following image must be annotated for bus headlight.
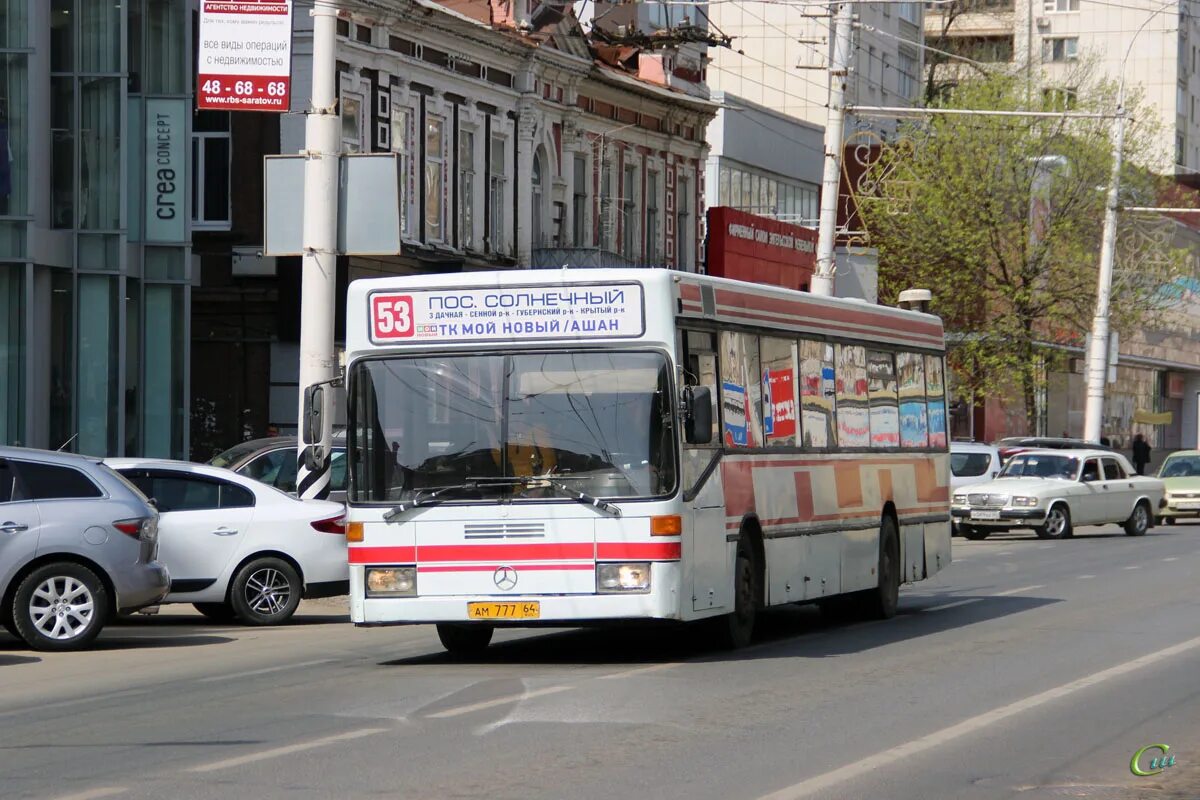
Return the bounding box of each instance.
[597,563,651,593]
[366,567,417,597]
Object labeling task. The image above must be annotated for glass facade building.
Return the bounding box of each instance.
[0,0,191,457]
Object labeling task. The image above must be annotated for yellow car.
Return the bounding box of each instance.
[1156,450,1200,524]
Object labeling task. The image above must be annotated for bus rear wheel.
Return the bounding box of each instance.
[860,515,900,620]
[437,623,494,657]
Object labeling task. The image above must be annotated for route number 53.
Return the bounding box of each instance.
[372,294,414,339]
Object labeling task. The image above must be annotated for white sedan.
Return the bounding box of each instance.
[950,449,1165,541]
[106,459,348,625]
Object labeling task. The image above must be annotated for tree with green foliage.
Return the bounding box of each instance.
[852,65,1190,431]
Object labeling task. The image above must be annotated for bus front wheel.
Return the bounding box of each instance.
[715,539,759,649]
[437,623,494,657]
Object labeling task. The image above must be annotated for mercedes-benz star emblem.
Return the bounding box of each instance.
[493,566,518,591]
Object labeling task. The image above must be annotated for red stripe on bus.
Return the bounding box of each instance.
[348,546,417,564]
[417,563,595,572]
[418,543,595,562]
[597,542,681,560]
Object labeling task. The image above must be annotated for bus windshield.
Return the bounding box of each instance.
[349,351,677,504]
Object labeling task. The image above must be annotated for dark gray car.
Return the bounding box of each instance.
[0,447,170,651]
[209,435,347,502]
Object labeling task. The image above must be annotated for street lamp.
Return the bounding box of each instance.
[1082,2,1173,443]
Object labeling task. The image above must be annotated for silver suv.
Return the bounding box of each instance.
[0,447,170,651]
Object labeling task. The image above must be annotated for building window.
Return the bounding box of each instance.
[1177,132,1186,167]
[425,115,445,243]
[573,155,587,247]
[676,175,691,269]
[898,52,918,101]
[79,76,121,230]
[0,53,29,217]
[191,111,231,229]
[1041,87,1077,110]
[0,264,23,445]
[531,151,544,248]
[341,90,363,153]
[622,162,637,258]
[899,2,920,24]
[646,170,659,264]
[488,134,506,252]
[1042,37,1078,62]
[390,104,412,236]
[1043,0,1079,11]
[458,128,474,250]
[144,0,186,94]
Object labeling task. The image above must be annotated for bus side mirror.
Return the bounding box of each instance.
[303,384,324,446]
[684,386,713,445]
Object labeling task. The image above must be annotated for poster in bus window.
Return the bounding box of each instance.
[722,381,749,446]
[924,355,947,447]
[835,345,870,447]
[867,350,900,447]
[897,352,929,448]
[763,368,797,441]
[798,339,834,447]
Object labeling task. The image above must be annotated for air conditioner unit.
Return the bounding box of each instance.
[1035,16,1050,28]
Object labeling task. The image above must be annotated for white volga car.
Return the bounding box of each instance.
[106,459,348,625]
[951,449,1165,541]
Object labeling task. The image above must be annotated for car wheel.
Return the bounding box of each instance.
[1,603,18,639]
[1037,504,1072,540]
[962,525,990,541]
[714,538,759,649]
[436,623,494,657]
[193,602,239,622]
[1124,502,1150,537]
[11,563,108,652]
[229,558,302,626]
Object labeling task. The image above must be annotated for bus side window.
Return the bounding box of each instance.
[798,338,836,448]
[897,352,929,448]
[925,355,948,448]
[719,330,762,448]
[867,350,899,448]
[681,330,719,445]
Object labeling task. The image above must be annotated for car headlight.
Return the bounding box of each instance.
[366,566,417,597]
[1012,496,1039,507]
[952,494,967,505]
[597,562,651,593]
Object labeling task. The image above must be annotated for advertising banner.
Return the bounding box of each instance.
[722,381,748,446]
[198,0,293,112]
[763,369,796,440]
[144,99,187,242]
[368,284,645,343]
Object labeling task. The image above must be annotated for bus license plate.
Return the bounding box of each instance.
[970,510,1001,520]
[468,601,540,619]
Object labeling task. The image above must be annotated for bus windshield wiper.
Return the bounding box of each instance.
[520,476,622,518]
[383,477,522,522]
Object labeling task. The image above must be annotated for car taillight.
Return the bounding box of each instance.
[311,514,346,534]
[114,517,155,541]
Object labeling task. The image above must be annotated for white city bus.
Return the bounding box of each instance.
[331,268,950,653]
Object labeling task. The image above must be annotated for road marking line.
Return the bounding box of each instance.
[196,658,334,684]
[1124,565,1141,570]
[1077,574,1096,579]
[1038,544,1055,549]
[186,727,387,773]
[598,662,679,680]
[757,634,1200,800]
[996,551,1013,555]
[0,688,152,720]
[1163,557,1179,562]
[925,598,981,611]
[426,685,573,719]
[993,584,1044,596]
[46,788,128,800]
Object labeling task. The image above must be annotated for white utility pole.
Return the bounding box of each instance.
[296,1,341,500]
[810,1,853,298]
[1082,99,1126,444]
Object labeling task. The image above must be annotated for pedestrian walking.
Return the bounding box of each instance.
[1132,433,1151,475]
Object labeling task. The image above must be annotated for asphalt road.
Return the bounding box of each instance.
[3,523,1200,800]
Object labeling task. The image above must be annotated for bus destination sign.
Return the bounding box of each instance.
[369,284,645,343]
